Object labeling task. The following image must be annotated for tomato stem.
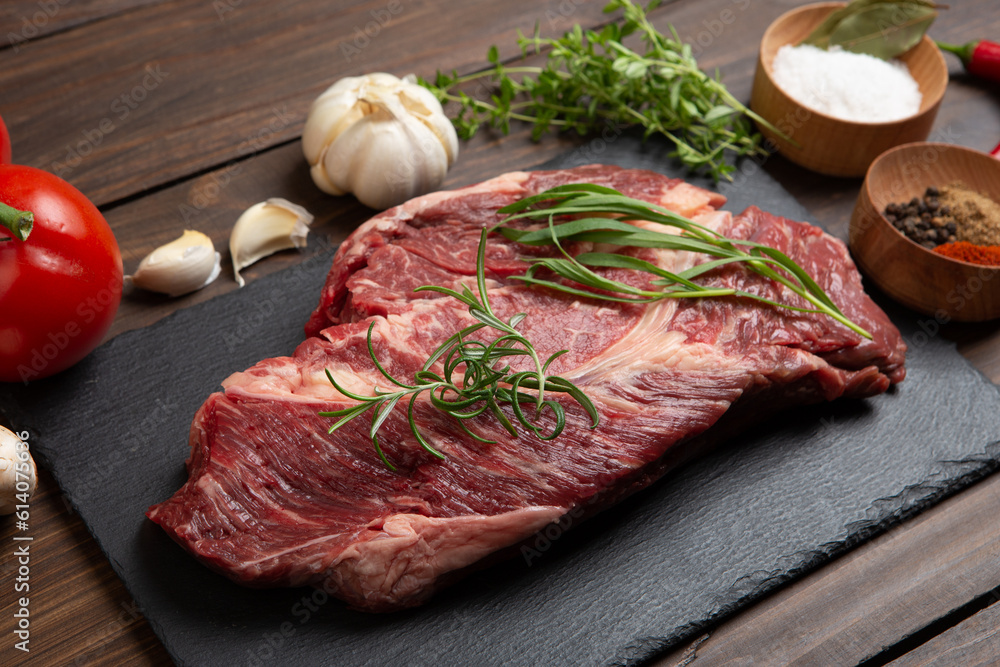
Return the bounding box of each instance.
[0,201,33,242]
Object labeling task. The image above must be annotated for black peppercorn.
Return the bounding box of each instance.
[883,187,964,249]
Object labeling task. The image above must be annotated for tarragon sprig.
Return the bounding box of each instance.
[320,228,599,470]
[496,183,872,339]
[419,0,789,181]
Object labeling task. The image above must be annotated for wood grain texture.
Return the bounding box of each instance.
[0,0,163,48]
[0,0,619,207]
[887,601,1000,667]
[0,0,998,664]
[655,472,1000,666]
[0,465,169,666]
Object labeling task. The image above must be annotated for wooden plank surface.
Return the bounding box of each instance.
[0,0,999,665]
[655,472,1000,666]
[888,600,1000,667]
[0,0,619,206]
[0,466,168,666]
[1,0,162,45]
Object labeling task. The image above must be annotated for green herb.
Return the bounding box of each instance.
[802,0,939,60]
[418,0,788,182]
[319,228,599,470]
[322,184,870,467]
[496,183,872,339]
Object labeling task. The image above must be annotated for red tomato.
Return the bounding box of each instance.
[0,115,10,164]
[0,166,123,383]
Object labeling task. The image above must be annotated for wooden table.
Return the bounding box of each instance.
[1,0,999,664]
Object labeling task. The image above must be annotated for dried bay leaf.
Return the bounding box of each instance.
[802,0,884,49]
[801,0,939,58]
[828,3,938,59]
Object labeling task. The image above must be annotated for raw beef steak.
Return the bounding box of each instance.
[147,165,906,612]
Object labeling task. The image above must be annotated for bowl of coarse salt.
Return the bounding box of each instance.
[750,2,948,178]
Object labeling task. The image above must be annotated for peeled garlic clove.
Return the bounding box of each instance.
[0,426,36,515]
[130,230,221,297]
[230,198,313,287]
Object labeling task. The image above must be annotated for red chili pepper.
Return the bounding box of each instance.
[993,141,1000,159]
[937,40,1000,82]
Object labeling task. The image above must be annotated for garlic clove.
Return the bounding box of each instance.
[130,230,221,297]
[302,73,404,167]
[230,198,313,287]
[397,84,459,163]
[0,426,36,515]
[303,92,367,168]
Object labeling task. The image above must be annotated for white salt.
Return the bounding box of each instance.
[771,44,922,123]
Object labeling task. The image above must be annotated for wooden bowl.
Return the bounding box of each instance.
[750,2,948,177]
[849,143,1000,322]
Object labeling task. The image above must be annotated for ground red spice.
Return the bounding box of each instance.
[933,241,1000,265]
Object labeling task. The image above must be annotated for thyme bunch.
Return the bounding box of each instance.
[419,0,786,181]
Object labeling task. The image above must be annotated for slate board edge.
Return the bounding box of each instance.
[614,441,1000,667]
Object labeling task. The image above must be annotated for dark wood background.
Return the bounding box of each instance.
[1,0,999,664]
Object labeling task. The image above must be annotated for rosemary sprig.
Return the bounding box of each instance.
[320,228,599,470]
[496,183,872,339]
[419,0,789,181]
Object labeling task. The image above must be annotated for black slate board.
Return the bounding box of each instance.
[4,136,1000,667]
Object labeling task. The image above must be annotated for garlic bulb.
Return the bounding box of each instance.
[130,230,221,297]
[230,198,312,287]
[302,73,459,210]
[0,426,36,515]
